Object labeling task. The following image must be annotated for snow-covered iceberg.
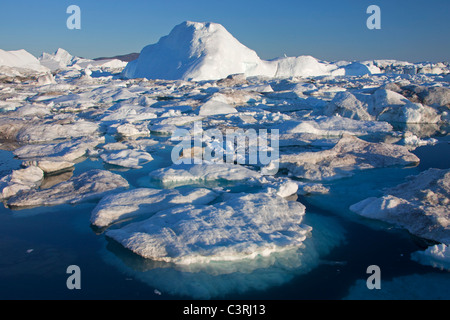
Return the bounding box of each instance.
[123,21,342,81]
[411,244,450,271]
[0,49,48,73]
[39,48,127,72]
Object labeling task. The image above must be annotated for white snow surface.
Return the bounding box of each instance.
[0,49,48,73]
[123,21,345,81]
[411,244,450,271]
[91,187,218,227]
[149,163,261,187]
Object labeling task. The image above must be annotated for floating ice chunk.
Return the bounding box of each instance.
[0,49,49,73]
[100,104,157,123]
[13,137,104,163]
[102,212,344,299]
[7,169,129,208]
[378,102,441,124]
[278,116,392,137]
[411,244,450,271]
[398,131,438,150]
[91,187,218,227]
[106,191,311,264]
[108,123,151,138]
[350,168,450,244]
[149,163,261,187]
[323,91,373,121]
[22,160,74,174]
[0,166,44,200]
[37,73,56,85]
[280,134,419,181]
[100,149,153,169]
[15,119,99,143]
[198,99,237,116]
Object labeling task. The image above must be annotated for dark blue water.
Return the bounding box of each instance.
[0,141,448,300]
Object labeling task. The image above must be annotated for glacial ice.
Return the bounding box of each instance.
[350,168,450,244]
[100,149,154,169]
[7,170,129,208]
[0,166,44,200]
[0,19,449,300]
[149,163,261,187]
[411,244,450,271]
[106,191,311,264]
[91,187,218,227]
[280,134,420,181]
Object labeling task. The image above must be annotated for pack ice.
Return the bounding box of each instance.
[0,19,449,295]
[106,191,311,264]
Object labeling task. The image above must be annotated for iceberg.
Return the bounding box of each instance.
[100,149,154,169]
[123,21,341,81]
[106,191,311,264]
[350,168,450,244]
[0,49,48,73]
[7,169,129,208]
[149,163,261,187]
[91,187,218,227]
[0,166,44,200]
[411,244,450,271]
[280,134,420,181]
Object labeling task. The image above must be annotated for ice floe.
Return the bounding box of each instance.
[350,168,450,244]
[149,163,261,187]
[280,134,420,181]
[7,169,129,208]
[411,244,450,271]
[91,187,218,227]
[106,191,311,264]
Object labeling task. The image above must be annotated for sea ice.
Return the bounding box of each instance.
[350,168,450,244]
[106,191,311,264]
[7,169,129,208]
[0,166,44,200]
[100,149,154,169]
[411,244,450,271]
[280,134,419,181]
[149,163,261,187]
[91,187,218,227]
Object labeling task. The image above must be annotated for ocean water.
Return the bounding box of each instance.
[0,140,449,300]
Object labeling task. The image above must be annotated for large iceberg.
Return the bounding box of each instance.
[123,21,343,81]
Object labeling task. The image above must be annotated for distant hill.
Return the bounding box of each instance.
[94,53,140,62]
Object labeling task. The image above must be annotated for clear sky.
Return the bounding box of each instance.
[0,0,449,62]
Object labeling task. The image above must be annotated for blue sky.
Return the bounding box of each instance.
[0,0,449,62]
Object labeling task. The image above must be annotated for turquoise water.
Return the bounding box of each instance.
[0,141,449,300]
